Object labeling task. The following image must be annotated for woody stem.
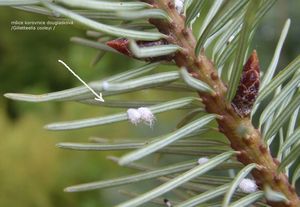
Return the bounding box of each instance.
[144,0,300,206]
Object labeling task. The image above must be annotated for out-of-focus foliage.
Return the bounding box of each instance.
[0,6,138,207]
[255,0,300,70]
[0,7,135,120]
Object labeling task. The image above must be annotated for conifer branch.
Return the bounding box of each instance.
[2,0,299,206]
[143,0,300,206]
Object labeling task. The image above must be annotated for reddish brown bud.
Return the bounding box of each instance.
[243,136,254,145]
[107,38,132,56]
[231,50,260,117]
[106,38,174,62]
[181,29,189,37]
[168,1,175,9]
[210,71,218,81]
[236,150,250,163]
[273,175,281,183]
[259,144,268,154]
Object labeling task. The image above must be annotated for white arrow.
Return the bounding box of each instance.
[58,59,104,102]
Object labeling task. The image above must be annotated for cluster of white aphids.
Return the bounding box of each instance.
[197,157,209,165]
[127,107,155,127]
[238,178,258,193]
[174,0,185,13]
[174,0,199,26]
[101,81,110,91]
[198,155,257,194]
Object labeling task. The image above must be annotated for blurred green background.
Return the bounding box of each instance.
[0,1,299,206]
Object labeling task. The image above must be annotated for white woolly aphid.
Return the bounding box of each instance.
[127,108,142,125]
[102,81,110,91]
[197,157,209,165]
[238,178,258,193]
[138,107,155,126]
[174,0,185,13]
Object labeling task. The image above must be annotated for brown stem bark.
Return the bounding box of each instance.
[143,0,300,206]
